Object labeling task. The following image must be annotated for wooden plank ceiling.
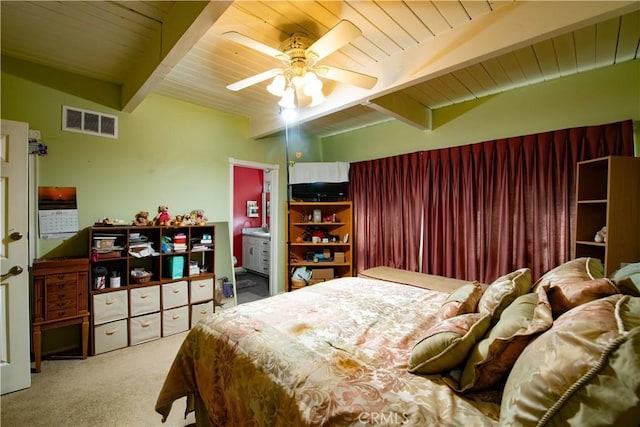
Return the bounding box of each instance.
[1,1,639,139]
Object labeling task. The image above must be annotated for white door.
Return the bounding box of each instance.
[1,119,31,394]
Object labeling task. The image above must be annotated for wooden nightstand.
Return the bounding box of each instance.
[32,258,89,372]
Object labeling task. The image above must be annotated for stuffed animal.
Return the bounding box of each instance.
[154,205,171,226]
[133,211,151,226]
[594,226,607,243]
[190,209,208,226]
[171,214,185,227]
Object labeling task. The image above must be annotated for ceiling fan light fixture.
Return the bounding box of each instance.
[302,71,323,97]
[267,75,286,96]
[278,86,296,109]
[280,107,298,122]
[309,92,326,107]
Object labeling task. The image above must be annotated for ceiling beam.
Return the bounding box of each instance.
[365,93,432,131]
[247,1,639,138]
[121,1,233,112]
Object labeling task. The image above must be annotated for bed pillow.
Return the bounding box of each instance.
[450,286,553,392]
[532,257,604,292]
[408,312,491,375]
[500,294,640,426]
[611,262,640,297]
[477,268,531,324]
[435,282,484,322]
[545,277,618,317]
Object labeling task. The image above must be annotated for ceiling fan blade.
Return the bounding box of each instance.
[306,20,361,61]
[223,31,287,60]
[227,69,282,91]
[316,65,377,90]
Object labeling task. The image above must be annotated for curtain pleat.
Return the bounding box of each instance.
[350,152,422,273]
[349,120,634,282]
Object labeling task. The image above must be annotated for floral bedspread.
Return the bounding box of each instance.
[155,277,500,426]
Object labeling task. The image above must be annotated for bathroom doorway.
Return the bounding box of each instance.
[228,158,279,300]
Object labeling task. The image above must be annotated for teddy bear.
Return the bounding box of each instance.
[133,211,151,226]
[594,226,607,243]
[190,209,208,226]
[154,205,171,226]
[171,214,185,227]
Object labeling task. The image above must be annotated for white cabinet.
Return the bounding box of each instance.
[130,285,160,316]
[93,291,128,325]
[242,235,270,275]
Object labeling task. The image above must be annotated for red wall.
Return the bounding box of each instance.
[233,166,264,266]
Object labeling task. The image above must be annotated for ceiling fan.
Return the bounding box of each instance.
[223,20,378,108]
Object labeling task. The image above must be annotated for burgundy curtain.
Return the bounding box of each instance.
[350,152,423,271]
[349,120,634,283]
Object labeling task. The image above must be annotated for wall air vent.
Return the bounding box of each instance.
[62,106,118,139]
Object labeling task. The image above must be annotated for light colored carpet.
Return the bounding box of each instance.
[1,331,195,427]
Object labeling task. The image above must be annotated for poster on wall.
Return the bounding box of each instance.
[38,186,79,239]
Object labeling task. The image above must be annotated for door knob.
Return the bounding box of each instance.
[1,265,24,281]
[10,231,23,241]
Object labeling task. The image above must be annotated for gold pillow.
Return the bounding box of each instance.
[451,287,553,392]
[532,257,604,291]
[477,268,531,324]
[435,282,484,322]
[545,277,618,317]
[500,294,640,425]
[408,313,491,375]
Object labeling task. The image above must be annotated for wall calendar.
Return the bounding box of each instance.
[38,187,79,239]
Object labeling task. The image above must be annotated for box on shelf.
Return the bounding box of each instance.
[93,236,117,250]
[311,268,334,280]
[334,252,345,263]
[189,261,200,276]
[165,256,184,279]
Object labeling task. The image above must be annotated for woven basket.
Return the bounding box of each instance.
[130,272,152,284]
[291,278,307,290]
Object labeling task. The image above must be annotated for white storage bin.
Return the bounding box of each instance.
[162,280,188,309]
[130,285,160,316]
[191,278,214,303]
[130,312,161,345]
[191,301,214,327]
[94,319,128,354]
[93,290,128,325]
[162,306,189,336]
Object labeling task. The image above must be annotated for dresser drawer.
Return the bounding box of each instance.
[162,281,188,309]
[46,298,77,320]
[191,301,214,327]
[162,306,189,336]
[130,312,160,345]
[45,272,77,286]
[94,319,128,354]
[191,278,214,303]
[130,285,160,316]
[45,283,78,320]
[46,285,75,300]
[93,290,128,325]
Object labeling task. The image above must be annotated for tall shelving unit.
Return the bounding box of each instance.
[286,201,353,291]
[88,224,216,354]
[573,155,640,276]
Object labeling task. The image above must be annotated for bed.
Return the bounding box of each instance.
[156,261,640,426]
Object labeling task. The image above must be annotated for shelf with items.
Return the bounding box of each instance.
[286,201,352,291]
[573,156,640,276]
[88,224,216,355]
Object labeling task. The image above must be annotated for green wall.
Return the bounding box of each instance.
[2,57,639,355]
[2,60,638,283]
[322,60,640,162]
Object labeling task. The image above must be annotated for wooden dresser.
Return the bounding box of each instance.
[32,258,89,372]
